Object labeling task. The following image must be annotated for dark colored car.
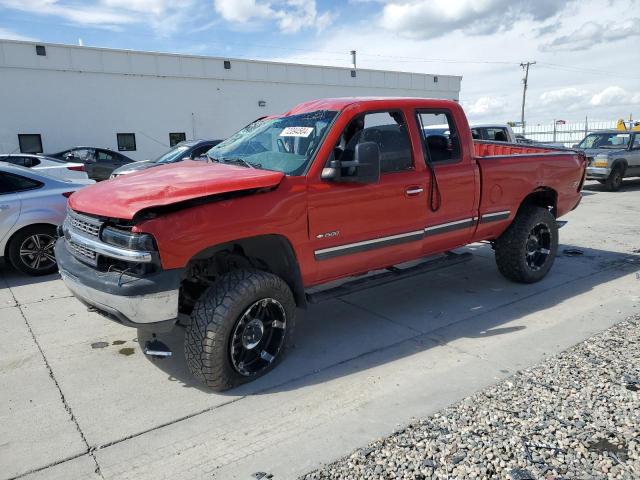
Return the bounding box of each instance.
[109,140,222,178]
[48,147,134,181]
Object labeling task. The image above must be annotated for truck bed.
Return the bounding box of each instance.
[474,140,571,157]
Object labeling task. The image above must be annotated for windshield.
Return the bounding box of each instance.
[153,145,189,164]
[207,110,337,175]
[578,133,630,149]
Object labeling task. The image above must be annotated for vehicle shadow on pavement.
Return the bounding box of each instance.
[140,243,640,395]
[582,178,640,192]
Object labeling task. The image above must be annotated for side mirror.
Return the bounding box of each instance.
[572,144,579,148]
[321,141,381,184]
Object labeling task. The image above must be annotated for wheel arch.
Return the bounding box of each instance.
[518,187,558,218]
[180,234,306,314]
[611,158,628,174]
[3,222,58,257]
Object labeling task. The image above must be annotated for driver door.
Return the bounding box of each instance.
[307,110,428,283]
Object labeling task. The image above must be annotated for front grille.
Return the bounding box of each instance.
[68,211,102,237]
[68,240,97,264]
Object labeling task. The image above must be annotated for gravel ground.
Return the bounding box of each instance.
[302,315,640,480]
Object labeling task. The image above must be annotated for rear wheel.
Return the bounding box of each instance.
[604,165,624,191]
[7,225,58,276]
[494,206,558,283]
[184,269,296,391]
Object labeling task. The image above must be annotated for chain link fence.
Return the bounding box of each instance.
[513,120,621,147]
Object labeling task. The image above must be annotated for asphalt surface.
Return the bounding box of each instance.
[1,179,639,480]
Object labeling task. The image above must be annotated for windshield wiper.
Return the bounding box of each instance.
[213,156,261,169]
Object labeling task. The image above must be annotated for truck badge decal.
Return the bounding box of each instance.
[316,230,340,239]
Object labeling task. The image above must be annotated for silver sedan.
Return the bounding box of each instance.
[0,163,93,275]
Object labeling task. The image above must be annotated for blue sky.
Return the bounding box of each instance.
[1,0,639,123]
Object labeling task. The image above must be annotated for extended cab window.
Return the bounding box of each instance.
[416,111,461,163]
[208,110,337,175]
[334,111,413,173]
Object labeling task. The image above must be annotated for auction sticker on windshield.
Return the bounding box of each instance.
[280,127,314,137]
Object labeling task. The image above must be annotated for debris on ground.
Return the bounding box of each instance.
[302,315,640,480]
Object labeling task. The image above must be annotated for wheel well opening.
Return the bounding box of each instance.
[520,188,558,217]
[4,223,57,257]
[179,235,306,317]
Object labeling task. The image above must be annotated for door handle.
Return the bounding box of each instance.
[405,187,424,196]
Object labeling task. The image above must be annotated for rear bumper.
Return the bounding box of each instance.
[55,239,182,330]
[586,166,610,179]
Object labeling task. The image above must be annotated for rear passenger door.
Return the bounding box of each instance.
[0,173,25,244]
[416,110,479,253]
[308,110,429,282]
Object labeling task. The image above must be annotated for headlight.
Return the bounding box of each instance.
[100,227,156,251]
[593,156,609,168]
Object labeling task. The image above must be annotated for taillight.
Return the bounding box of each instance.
[67,165,85,172]
[62,191,74,198]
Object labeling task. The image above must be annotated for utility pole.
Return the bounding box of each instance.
[520,61,536,132]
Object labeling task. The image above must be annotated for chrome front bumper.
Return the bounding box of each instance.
[59,268,179,325]
[586,166,611,179]
[55,239,181,328]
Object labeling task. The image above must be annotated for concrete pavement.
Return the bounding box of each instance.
[1,180,639,479]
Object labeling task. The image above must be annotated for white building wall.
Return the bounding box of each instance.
[0,40,461,160]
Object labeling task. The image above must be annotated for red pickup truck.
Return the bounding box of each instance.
[56,98,585,390]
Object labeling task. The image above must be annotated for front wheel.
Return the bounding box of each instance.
[604,166,623,192]
[494,206,558,283]
[8,225,58,276]
[184,269,296,391]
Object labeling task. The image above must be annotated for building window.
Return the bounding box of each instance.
[117,133,136,151]
[18,134,43,153]
[224,60,231,70]
[433,76,439,83]
[169,132,186,147]
[35,45,46,56]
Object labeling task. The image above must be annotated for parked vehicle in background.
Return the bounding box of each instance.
[0,163,92,275]
[0,154,93,182]
[515,134,537,145]
[48,147,134,181]
[574,131,640,191]
[110,139,223,178]
[425,123,517,143]
[470,124,517,143]
[56,97,585,390]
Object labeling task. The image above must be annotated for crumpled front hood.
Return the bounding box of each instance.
[69,160,284,219]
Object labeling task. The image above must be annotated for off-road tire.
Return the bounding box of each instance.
[604,165,623,192]
[7,225,58,276]
[184,269,296,391]
[494,206,558,283]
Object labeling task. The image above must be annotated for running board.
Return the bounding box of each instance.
[306,251,473,304]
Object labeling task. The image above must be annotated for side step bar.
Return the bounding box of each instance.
[306,251,473,304]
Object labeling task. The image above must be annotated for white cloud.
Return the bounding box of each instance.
[380,0,571,39]
[0,27,37,41]
[213,0,333,33]
[464,96,508,116]
[543,18,640,51]
[590,86,640,107]
[539,87,589,106]
[0,0,196,33]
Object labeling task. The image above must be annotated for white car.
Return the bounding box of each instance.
[0,154,92,182]
[0,163,93,275]
[470,123,517,143]
[423,123,516,143]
